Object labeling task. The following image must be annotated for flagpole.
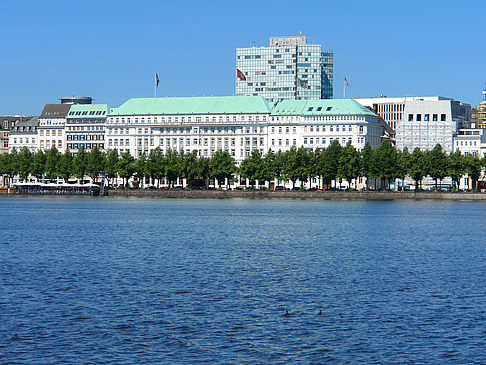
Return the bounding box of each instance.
[154,69,157,98]
[343,75,346,99]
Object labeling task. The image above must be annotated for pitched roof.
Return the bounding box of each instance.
[109,96,273,116]
[271,99,378,117]
[40,104,72,119]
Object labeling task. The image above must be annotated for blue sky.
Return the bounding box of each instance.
[1,0,485,116]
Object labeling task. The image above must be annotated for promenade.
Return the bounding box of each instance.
[108,189,486,201]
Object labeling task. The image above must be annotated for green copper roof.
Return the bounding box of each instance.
[271,99,377,117]
[109,96,272,116]
[67,104,109,119]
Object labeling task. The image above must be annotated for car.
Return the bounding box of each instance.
[291,187,300,191]
[275,186,285,191]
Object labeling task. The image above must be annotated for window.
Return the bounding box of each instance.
[433,114,438,121]
[441,114,446,121]
[424,114,430,121]
[416,114,422,121]
[408,114,413,121]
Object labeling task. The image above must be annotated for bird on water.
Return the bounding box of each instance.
[318,310,322,316]
[284,310,291,316]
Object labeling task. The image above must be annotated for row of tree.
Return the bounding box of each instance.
[0,141,485,190]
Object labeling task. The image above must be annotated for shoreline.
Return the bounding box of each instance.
[106,189,486,201]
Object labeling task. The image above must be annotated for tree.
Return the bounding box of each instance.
[133,152,147,188]
[397,147,412,190]
[86,146,106,184]
[317,141,342,189]
[117,151,135,187]
[209,150,237,188]
[282,146,300,188]
[360,142,374,189]
[31,150,47,182]
[180,150,200,188]
[58,149,73,183]
[164,149,181,187]
[273,150,286,187]
[337,142,360,189]
[18,147,33,182]
[105,149,119,186]
[239,149,264,187]
[261,149,276,188]
[147,148,164,187]
[428,144,448,189]
[45,147,60,181]
[408,148,427,190]
[448,150,465,190]
[464,153,481,191]
[373,141,399,190]
[295,147,312,188]
[73,145,88,182]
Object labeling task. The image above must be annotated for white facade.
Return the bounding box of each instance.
[9,117,39,152]
[106,97,383,162]
[453,129,486,156]
[37,104,72,153]
[65,104,108,154]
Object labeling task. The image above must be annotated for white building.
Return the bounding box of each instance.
[9,117,39,152]
[65,104,108,154]
[453,128,486,156]
[355,96,470,153]
[106,96,383,162]
[37,104,72,153]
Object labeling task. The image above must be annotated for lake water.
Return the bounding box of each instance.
[1,197,486,363]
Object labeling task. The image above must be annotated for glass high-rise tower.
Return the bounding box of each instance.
[235,35,333,103]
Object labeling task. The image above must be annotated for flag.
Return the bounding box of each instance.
[344,76,352,89]
[298,78,308,88]
[156,73,160,88]
[237,69,246,81]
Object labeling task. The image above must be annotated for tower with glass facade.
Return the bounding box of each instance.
[235,35,333,103]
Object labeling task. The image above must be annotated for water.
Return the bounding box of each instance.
[1,197,486,364]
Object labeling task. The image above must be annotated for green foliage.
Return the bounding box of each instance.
[337,142,360,188]
[317,140,342,187]
[31,150,46,180]
[45,147,60,180]
[86,146,106,182]
[117,151,135,187]
[448,150,465,190]
[73,145,88,181]
[18,147,33,182]
[209,150,237,188]
[105,149,119,184]
[408,148,427,189]
[58,149,73,183]
[464,153,481,190]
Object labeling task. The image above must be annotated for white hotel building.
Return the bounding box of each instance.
[105,96,383,161]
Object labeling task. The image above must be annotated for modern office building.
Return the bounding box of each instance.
[395,97,470,153]
[65,104,109,154]
[235,35,333,103]
[106,96,382,162]
[355,96,471,153]
[37,104,72,153]
[9,116,39,152]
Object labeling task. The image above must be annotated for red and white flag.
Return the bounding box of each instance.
[237,69,246,81]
